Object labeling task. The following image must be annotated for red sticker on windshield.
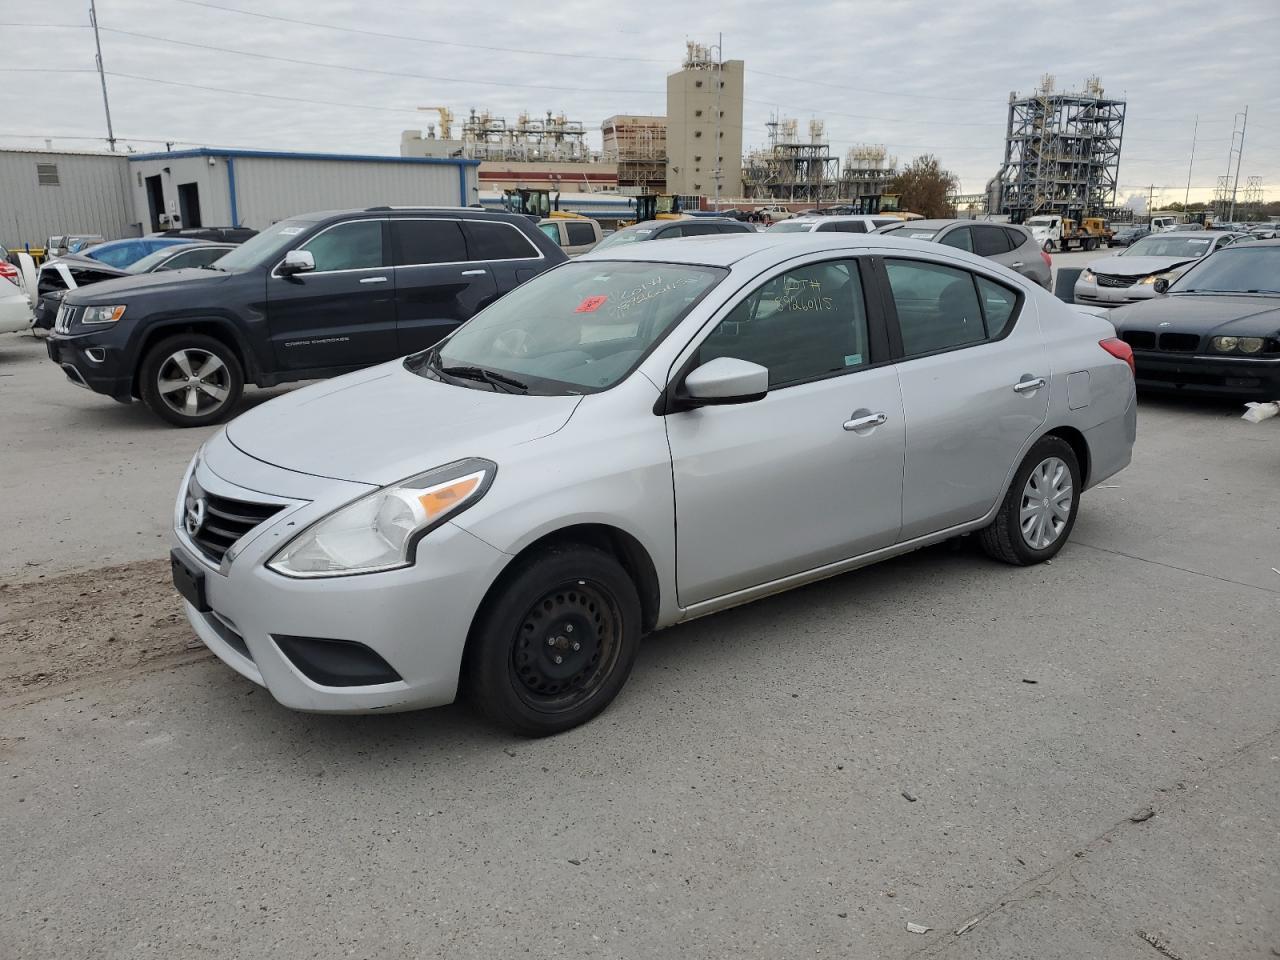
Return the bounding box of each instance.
[574,295,608,313]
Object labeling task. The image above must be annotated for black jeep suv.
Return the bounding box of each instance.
[46,208,567,426]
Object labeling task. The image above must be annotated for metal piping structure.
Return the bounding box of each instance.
[996,75,1125,223]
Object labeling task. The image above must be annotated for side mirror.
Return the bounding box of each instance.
[1153,277,1170,294]
[682,357,769,405]
[279,249,315,276]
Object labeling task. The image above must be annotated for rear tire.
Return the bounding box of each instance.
[465,544,642,737]
[979,435,1081,566]
[139,333,244,427]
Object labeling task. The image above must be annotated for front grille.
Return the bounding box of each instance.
[185,476,285,564]
[1121,330,1156,349]
[1094,274,1137,288]
[53,304,78,333]
[1158,333,1200,352]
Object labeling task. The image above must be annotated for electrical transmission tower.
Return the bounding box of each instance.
[1241,176,1263,220]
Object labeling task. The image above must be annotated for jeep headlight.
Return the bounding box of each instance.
[268,459,496,577]
[81,304,127,325]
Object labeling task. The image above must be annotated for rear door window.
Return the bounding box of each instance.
[976,276,1019,337]
[973,226,1013,256]
[462,220,541,261]
[565,221,597,246]
[884,259,985,356]
[392,219,467,266]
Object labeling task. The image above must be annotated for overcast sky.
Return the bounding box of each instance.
[4,0,1277,205]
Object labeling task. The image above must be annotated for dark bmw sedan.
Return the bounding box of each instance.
[1107,239,1280,397]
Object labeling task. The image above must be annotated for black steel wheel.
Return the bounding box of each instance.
[466,543,642,736]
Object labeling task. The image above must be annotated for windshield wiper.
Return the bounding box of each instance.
[439,364,528,393]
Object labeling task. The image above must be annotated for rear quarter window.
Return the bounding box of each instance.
[463,220,541,261]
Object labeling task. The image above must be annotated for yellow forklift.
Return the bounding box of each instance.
[622,193,684,227]
[502,188,557,219]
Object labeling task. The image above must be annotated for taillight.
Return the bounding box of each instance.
[1040,249,1053,268]
[0,261,18,282]
[1099,337,1135,376]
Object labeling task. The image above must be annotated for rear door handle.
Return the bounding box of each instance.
[843,411,888,431]
[1011,261,1025,267]
[461,269,487,276]
[359,276,389,284]
[1013,376,1046,393]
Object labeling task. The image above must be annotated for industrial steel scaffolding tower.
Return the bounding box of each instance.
[997,76,1125,222]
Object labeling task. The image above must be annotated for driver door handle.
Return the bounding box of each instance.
[359,276,389,284]
[1013,377,1046,393]
[461,269,487,276]
[843,412,888,431]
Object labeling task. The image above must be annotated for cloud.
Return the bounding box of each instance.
[4,0,1277,202]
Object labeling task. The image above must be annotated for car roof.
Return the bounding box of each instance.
[577,231,1027,271]
[883,219,972,229]
[291,207,532,224]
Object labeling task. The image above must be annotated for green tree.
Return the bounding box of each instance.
[888,155,959,219]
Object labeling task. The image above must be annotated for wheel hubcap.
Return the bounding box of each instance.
[511,581,620,712]
[157,348,230,417]
[1020,456,1072,550]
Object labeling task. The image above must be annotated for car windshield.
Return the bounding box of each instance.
[766,221,813,233]
[126,248,188,273]
[410,261,726,395]
[1124,236,1214,258]
[212,219,313,271]
[1170,247,1280,294]
[593,227,655,251]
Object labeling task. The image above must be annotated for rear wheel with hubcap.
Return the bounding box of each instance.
[979,435,1080,565]
[466,544,642,736]
[139,333,244,427]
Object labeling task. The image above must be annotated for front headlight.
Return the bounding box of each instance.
[267,458,496,578]
[1237,337,1264,354]
[1138,274,1161,286]
[1212,336,1238,352]
[81,304,127,325]
[1081,269,1095,281]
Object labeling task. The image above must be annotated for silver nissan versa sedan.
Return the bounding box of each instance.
[171,233,1136,736]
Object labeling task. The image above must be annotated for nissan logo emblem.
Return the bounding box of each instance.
[184,496,207,537]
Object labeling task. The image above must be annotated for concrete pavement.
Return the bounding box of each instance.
[1,326,1277,960]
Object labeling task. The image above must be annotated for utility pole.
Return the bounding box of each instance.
[90,0,117,151]
[1147,183,1156,219]
[1227,105,1248,222]
[1183,115,1197,210]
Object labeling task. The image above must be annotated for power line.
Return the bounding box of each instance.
[97,26,666,96]
[170,0,668,64]
[105,71,443,115]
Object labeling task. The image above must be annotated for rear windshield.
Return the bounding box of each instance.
[766,221,813,233]
[888,228,940,241]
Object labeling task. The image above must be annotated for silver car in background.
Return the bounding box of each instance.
[877,219,1053,289]
[171,233,1135,736]
[1074,230,1242,306]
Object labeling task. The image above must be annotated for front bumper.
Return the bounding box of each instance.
[45,330,133,400]
[173,438,511,713]
[1132,351,1280,398]
[1073,277,1156,306]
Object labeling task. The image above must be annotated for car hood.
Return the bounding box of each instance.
[1109,295,1280,335]
[62,268,233,304]
[225,361,582,486]
[1084,255,1197,277]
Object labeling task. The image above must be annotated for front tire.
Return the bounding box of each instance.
[465,544,642,736]
[979,435,1080,566]
[139,333,244,427]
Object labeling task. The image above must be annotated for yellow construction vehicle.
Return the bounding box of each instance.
[502,189,556,218]
[621,194,684,226]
